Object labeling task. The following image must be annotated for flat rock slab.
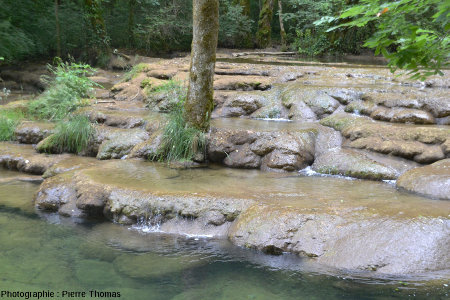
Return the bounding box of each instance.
[397,159,450,200]
[0,142,70,175]
[320,113,450,164]
[312,148,400,180]
[33,159,450,276]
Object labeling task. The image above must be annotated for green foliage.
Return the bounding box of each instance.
[285,0,374,55]
[294,28,331,56]
[156,89,204,162]
[41,115,94,154]
[319,0,449,79]
[132,0,193,53]
[0,20,35,62]
[28,60,97,121]
[219,0,254,47]
[146,79,187,113]
[158,108,205,162]
[123,63,149,82]
[151,79,184,94]
[0,110,24,141]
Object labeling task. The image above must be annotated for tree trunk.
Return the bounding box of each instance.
[256,0,274,48]
[84,0,110,62]
[55,0,61,57]
[184,0,219,132]
[278,0,287,50]
[233,0,250,16]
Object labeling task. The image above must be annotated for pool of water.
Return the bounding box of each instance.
[0,169,448,299]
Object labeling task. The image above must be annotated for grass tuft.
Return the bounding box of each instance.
[157,99,205,162]
[41,115,95,154]
[0,109,25,141]
[123,63,149,82]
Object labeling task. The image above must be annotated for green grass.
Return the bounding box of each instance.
[151,79,183,93]
[157,108,205,162]
[38,115,95,154]
[0,109,25,141]
[27,60,97,121]
[145,79,187,113]
[123,63,149,82]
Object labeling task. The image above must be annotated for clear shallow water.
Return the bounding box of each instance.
[0,169,449,299]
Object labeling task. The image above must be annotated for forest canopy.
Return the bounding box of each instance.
[0,0,448,78]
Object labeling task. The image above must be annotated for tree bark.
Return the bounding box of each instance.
[184,0,219,132]
[55,0,61,57]
[256,0,274,48]
[278,0,287,50]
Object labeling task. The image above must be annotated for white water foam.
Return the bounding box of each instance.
[298,166,356,181]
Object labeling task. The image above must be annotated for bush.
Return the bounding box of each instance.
[28,60,97,121]
[294,28,331,56]
[39,115,94,154]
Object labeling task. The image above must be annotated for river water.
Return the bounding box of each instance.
[0,169,448,299]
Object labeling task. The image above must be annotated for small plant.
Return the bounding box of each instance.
[40,115,95,154]
[0,88,11,103]
[0,109,24,141]
[123,63,149,82]
[27,59,97,121]
[145,79,187,113]
[157,108,205,162]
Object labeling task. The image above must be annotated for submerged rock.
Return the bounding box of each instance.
[397,159,450,200]
[114,253,204,279]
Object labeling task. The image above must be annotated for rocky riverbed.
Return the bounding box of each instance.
[0,51,449,279]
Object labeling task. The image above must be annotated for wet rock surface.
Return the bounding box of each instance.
[320,113,449,164]
[208,120,317,172]
[31,159,450,276]
[14,121,55,144]
[312,148,400,180]
[397,159,450,200]
[0,142,70,175]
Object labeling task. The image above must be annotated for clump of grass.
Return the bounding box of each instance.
[157,105,205,162]
[0,109,25,141]
[145,79,187,113]
[27,60,97,121]
[40,115,94,154]
[123,63,149,82]
[151,79,183,93]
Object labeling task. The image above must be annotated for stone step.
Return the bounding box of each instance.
[33,159,450,276]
